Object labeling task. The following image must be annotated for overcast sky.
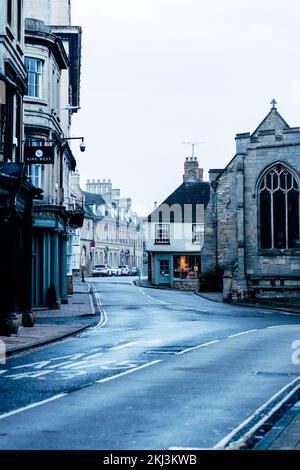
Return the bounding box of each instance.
[70,0,300,215]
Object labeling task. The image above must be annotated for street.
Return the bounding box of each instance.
[0,277,300,449]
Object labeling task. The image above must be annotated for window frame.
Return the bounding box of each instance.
[155,223,170,245]
[25,138,44,188]
[7,0,12,26]
[25,57,43,99]
[17,0,22,42]
[258,164,300,251]
[173,255,200,279]
[192,223,202,244]
[159,259,170,276]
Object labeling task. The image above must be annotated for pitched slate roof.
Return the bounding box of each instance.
[148,181,210,223]
[83,191,106,206]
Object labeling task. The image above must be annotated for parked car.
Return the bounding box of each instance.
[110,266,122,276]
[92,264,110,277]
[119,265,130,276]
[128,266,138,276]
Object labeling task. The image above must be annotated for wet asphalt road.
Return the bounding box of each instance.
[0,277,299,449]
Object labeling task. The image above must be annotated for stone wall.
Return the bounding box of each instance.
[173,280,198,291]
[202,107,300,300]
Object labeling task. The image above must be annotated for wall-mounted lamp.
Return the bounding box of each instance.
[63,137,86,153]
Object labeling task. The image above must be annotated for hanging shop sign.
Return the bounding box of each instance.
[24,146,54,164]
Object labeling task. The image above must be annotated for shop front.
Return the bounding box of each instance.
[152,253,201,290]
[0,163,40,335]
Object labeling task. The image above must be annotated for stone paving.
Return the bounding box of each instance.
[255,400,300,450]
[0,278,97,353]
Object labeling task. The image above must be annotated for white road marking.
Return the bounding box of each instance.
[96,360,162,383]
[145,294,168,305]
[89,294,95,315]
[12,360,52,370]
[176,340,220,356]
[79,289,108,336]
[95,292,108,326]
[213,376,300,449]
[137,286,169,305]
[0,393,67,421]
[0,370,7,375]
[169,447,207,450]
[112,341,143,351]
[112,340,162,351]
[267,325,299,329]
[228,329,258,338]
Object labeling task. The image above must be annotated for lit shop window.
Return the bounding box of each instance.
[173,255,200,279]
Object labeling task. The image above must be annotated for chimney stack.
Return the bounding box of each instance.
[183,157,203,182]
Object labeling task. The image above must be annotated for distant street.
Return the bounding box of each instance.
[0,277,299,449]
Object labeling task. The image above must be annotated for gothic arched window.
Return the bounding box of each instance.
[259,164,299,249]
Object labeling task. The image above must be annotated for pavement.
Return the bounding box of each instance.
[0,278,98,354]
[254,399,300,450]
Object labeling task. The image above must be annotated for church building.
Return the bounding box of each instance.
[201,101,300,301]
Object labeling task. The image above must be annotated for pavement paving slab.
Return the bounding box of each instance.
[254,400,300,450]
[0,278,98,354]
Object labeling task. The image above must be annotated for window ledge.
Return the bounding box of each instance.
[24,96,48,107]
[155,242,171,245]
[258,249,300,256]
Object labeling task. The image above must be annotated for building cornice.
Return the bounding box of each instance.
[25,19,69,70]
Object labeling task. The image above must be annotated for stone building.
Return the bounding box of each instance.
[0,0,40,335]
[23,0,83,307]
[145,157,210,290]
[201,101,300,301]
[70,173,144,274]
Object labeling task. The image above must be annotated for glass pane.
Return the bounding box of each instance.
[159,260,169,275]
[288,189,299,248]
[280,173,286,190]
[273,190,286,248]
[273,173,279,191]
[173,255,200,279]
[260,189,271,249]
[266,173,272,189]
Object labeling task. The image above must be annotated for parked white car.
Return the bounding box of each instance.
[110,266,122,276]
[92,264,111,277]
[119,265,130,276]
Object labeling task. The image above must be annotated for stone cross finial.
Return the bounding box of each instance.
[270,99,277,110]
